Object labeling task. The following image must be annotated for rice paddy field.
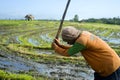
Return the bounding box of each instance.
[0,20,120,80]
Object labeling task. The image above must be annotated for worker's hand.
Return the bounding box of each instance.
[52,39,59,49]
[52,42,70,56]
[54,39,61,47]
[52,38,62,49]
[52,38,71,49]
[51,39,70,56]
[51,41,58,50]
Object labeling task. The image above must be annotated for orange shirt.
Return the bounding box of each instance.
[76,31,120,77]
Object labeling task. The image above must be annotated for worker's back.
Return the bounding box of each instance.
[76,31,120,77]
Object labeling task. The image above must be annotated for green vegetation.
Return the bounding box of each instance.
[0,70,34,80]
[0,20,120,52]
[5,43,85,65]
[0,20,119,54]
[0,20,120,79]
[80,17,120,25]
[0,69,51,80]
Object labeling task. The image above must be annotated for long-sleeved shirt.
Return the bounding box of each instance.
[68,31,120,77]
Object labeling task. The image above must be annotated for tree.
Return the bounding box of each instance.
[73,14,79,22]
[25,14,34,21]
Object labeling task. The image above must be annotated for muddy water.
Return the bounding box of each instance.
[107,38,120,44]
[9,32,120,47]
[1,31,119,80]
[0,49,94,80]
[28,38,40,46]
[35,49,53,54]
[38,63,94,80]
[0,49,33,72]
[40,34,53,43]
[99,37,119,45]
[37,64,93,80]
[100,37,120,45]
[16,36,22,44]
[94,30,120,45]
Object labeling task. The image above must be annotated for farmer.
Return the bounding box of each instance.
[52,26,120,80]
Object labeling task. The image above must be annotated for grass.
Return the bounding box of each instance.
[0,70,34,80]
[0,20,120,53]
[6,43,85,65]
[114,48,120,55]
[0,69,52,80]
[0,20,120,55]
[0,20,120,79]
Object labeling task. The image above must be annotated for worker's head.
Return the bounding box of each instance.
[62,26,80,45]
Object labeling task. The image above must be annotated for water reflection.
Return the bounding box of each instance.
[28,38,40,46]
[0,49,94,80]
[40,34,52,43]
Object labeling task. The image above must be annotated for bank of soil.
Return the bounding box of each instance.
[0,45,94,80]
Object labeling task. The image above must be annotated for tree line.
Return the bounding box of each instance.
[79,17,120,25]
[70,15,120,25]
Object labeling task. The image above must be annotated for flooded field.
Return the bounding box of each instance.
[0,20,120,80]
[0,46,94,80]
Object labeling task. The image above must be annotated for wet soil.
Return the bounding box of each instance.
[0,46,94,80]
[0,21,120,80]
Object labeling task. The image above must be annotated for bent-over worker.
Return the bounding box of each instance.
[52,26,120,80]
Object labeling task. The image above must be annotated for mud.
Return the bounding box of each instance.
[0,48,94,80]
[0,22,120,80]
[35,49,53,54]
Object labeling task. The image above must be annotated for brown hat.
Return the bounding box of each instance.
[62,26,80,43]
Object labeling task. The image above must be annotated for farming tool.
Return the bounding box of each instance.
[55,0,71,39]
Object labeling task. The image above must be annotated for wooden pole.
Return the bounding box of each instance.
[55,0,71,39]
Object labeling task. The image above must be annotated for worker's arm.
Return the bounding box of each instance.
[54,39,71,49]
[68,42,86,56]
[52,39,86,56]
[52,42,70,56]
